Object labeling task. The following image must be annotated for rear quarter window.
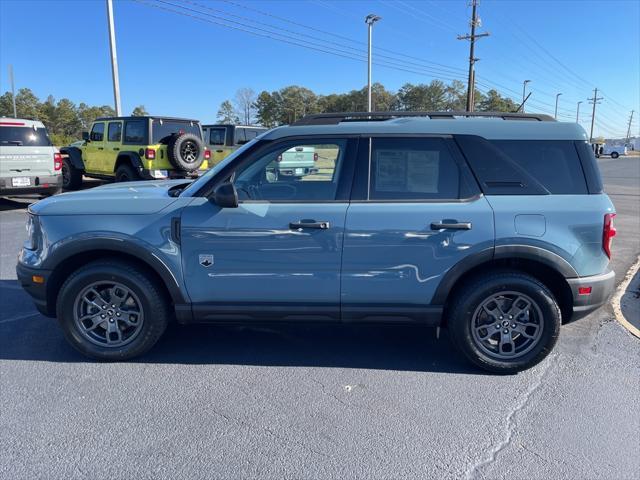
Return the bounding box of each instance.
[455,135,588,195]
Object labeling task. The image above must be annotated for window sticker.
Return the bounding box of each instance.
[407,151,439,193]
[375,150,407,191]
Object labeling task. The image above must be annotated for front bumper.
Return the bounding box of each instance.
[0,175,62,197]
[567,270,616,320]
[16,262,54,317]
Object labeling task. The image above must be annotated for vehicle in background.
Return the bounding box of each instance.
[59,116,210,190]
[68,140,84,148]
[602,144,627,159]
[0,118,62,197]
[272,145,319,179]
[202,124,266,166]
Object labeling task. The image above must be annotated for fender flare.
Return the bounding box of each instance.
[431,245,578,305]
[45,236,188,306]
[115,151,145,172]
[60,147,85,170]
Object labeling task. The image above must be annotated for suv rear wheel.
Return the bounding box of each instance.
[447,271,561,374]
[115,163,140,182]
[61,158,82,190]
[56,260,169,360]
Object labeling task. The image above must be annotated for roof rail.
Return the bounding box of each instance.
[292,111,556,126]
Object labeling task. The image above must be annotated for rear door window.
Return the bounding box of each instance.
[107,122,122,142]
[0,125,52,146]
[209,128,226,146]
[235,128,246,145]
[368,137,476,200]
[124,120,146,144]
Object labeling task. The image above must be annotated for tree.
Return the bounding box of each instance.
[131,105,148,116]
[397,81,447,111]
[477,89,518,112]
[217,100,239,123]
[254,91,279,127]
[233,88,256,125]
[0,88,40,119]
[77,103,115,130]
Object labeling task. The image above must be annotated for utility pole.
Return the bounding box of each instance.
[554,93,563,119]
[588,88,603,144]
[365,14,381,113]
[106,0,122,116]
[576,101,582,123]
[522,80,531,113]
[8,64,17,118]
[626,110,635,144]
[457,0,489,112]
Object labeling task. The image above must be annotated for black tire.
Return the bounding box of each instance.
[56,260,169,360]
[115,163,140,182]
[447,271,561,374]
[166,133,205,171]
[61,158,82,190]
[611,152,619,159]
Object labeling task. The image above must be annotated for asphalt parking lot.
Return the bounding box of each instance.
[1,158,639,480]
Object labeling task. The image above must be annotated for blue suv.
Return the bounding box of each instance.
[17,112,616,373]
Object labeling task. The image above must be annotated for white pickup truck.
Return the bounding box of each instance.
[275,146,319,178]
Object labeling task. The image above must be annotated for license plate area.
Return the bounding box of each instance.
[11,177,31,187]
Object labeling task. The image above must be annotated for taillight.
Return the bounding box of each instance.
[204,149,211,160]
[145,148,156,160]
[276,154,282,162]
[603,213,617,259]
[53,152,62,171]
[313,152,318,162]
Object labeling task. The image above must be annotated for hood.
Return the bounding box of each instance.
[30,179,192,216]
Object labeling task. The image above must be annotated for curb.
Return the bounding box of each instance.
[611,256,640,339]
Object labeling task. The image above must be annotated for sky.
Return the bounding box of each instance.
[0,0,638,138]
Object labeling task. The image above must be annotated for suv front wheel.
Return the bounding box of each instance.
[448,271,561,374]
[56,260,169,360]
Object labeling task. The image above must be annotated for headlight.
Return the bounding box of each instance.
[24,214,39,250]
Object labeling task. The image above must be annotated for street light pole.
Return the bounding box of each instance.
[576,101,583,123]
[8,65,17,118]
[106,0,122,116]
[554,93,563,119]
[365,14,381,113]
[522,80,531,113]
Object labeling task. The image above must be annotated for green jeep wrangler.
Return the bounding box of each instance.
[60,116,210,190]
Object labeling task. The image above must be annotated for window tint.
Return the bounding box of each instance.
[151,120,201,143]
[234,140,346,202]
[235,128,246,145]
[124,121,146,143]
[209,128,226,145]
[90,123,105,142]
[107,122,122,142]
[369,137,471,200]
[490,140,587,194]
[0,126,52,146]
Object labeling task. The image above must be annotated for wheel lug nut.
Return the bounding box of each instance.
[512,323,516,328]
[109,318,114,323]
[111,304,116,308]
[503,329,509,334]
[495,324,501,329]
[509,315,513,319]
[116,312,121,316]
[102,305,106,309]
[101,314,106,318]
[499,316,503,320]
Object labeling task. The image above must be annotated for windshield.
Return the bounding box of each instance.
[0,125,52,146]
[180,135,264,196]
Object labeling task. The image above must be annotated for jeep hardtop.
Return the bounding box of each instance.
[18,111,616,373]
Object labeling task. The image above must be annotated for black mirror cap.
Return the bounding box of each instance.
[81,131,90,141]
[213,182,238,208]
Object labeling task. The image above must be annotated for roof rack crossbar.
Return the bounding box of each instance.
[292,111,555,126]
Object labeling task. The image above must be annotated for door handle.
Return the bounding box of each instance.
[289,220,330,230]
[430,221,472,230]
[216,149,224,153]
[97,147,104,150]
[113,147,120,151]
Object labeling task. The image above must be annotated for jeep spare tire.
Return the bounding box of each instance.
[166,133,205,171]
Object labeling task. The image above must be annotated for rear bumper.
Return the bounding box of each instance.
[16,262,54,317]
[0,175,62,197]
[567,270,616,320]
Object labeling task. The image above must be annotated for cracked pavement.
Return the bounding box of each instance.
[1,156,639,479]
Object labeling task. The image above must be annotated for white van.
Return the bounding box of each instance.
[0,118,62,197]
[602,144,627,159]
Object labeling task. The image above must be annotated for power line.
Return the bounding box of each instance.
[588,88,604,143]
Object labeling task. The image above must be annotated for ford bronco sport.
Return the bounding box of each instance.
[17,112,616,373]
[60,116,210,190]
[0,118,62,197]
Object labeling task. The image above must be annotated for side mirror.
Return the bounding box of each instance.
[213,181,238,208]
[81,131,90,141]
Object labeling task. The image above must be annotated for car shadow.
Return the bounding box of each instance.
[0,280,479,374]
[0,197,34,211]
